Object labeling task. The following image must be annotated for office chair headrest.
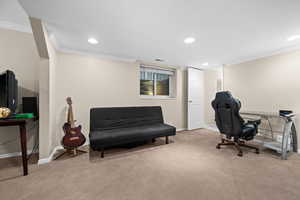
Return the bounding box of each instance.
[214,91,234,103]
[212,91,241,109]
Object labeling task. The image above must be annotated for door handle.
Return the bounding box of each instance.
[188,100,192,103]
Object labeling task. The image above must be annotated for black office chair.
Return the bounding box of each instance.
[211,91,260,157]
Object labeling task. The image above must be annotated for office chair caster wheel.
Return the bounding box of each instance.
[255,150,260,154]
[237,152,243,157]
[216,145,221,149]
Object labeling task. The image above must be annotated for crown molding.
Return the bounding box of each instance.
[48,33,60,50]
[0,21,32,33]
[41,25,137,64]
[57,46,137,63]
[56,43,300,69]
[226,44,300,66]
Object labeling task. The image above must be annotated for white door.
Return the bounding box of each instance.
[187,68,205,130]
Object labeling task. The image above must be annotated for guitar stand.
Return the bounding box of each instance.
[54,148,87,160]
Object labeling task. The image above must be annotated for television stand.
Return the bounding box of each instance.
[0,118,36,176]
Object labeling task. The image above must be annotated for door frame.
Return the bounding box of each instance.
[187,67,205,130]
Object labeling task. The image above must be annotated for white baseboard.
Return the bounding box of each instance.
[0,150,38,159]
[204,125,219,132]
[38,146,64,165]
[179,125,219,132]
[37,141,91,165]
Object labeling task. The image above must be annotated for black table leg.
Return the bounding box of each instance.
[19,124,28,176]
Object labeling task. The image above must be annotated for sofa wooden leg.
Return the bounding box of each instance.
[166,136,169,144]
[101,149,104,158]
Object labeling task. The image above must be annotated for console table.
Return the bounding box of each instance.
[0,118,35,176]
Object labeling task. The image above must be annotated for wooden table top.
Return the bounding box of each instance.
[0,117,37,126]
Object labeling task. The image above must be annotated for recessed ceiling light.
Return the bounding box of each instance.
[155,58,164,62]
[202,62,209,66]
[184,37,196,44]
[88,38,99,44]
[287,35,300,41]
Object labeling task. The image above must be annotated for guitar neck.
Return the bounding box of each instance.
[68,105,75,127]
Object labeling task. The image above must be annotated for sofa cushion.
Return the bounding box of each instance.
[90,123,176,148]
[90,107,164,131]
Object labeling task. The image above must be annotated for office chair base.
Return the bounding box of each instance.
[216,139,259,157]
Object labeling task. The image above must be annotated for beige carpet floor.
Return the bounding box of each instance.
[0,129,300,200]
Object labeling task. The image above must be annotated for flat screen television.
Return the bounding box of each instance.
[0,70,18,114]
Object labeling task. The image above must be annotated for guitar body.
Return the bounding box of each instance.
[62,123,86,148]
[61,97,86,149]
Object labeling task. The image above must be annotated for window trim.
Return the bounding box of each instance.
[139,65,175,99]
[140,95,176,100]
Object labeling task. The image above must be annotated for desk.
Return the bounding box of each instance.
[240,111,297,159]
[0,118,35,176]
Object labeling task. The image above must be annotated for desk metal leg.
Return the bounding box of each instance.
[281,120,292,160]
[291,123,298,152]
[266,117,274,140]
[19,124,28,176]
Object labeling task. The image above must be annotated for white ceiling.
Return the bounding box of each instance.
[0,0,31,31]
[3,0,300,68]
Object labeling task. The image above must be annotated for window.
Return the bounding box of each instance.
[140,65,175,97]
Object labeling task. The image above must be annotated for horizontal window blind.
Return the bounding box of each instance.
[140,65,175,75]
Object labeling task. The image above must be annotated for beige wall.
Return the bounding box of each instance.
[224,50,300,146]
[53,52,187,146]
[203,69,223,126]
[0,28,39,155]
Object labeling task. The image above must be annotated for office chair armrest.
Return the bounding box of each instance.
[247,119,261,126]
[245,119,261,133]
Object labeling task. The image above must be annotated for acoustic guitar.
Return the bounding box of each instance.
[62,97,86,148]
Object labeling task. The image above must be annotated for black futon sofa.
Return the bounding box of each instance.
[89,106,176,157]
